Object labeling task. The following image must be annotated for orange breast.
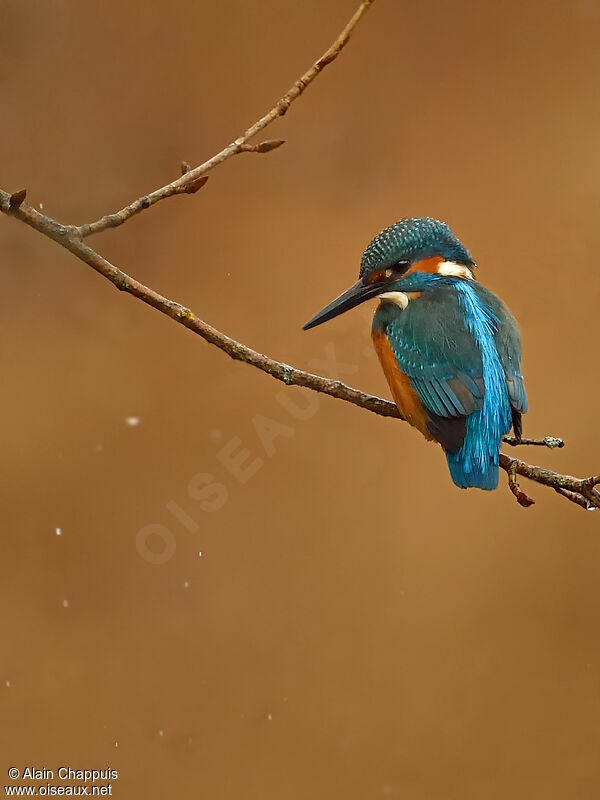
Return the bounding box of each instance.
[372,328,434,442]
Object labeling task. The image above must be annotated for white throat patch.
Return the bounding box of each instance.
[437,261,475,280]
[377,291,410,310]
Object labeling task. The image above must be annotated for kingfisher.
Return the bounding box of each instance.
[303,217,527,490]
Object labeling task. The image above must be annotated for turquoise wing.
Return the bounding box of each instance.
[380,286,485,453]
[377,280,527,489]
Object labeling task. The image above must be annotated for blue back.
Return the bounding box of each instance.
[376,273,526,490]
[446,281,513,489]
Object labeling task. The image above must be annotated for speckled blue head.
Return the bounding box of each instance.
[360,217,475,279]
[302,217,476,331]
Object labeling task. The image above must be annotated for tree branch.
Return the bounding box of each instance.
[1,0,597,512]
[73,0,374,238]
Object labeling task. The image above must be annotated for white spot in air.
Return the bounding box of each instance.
[55,527,62,536]
[198,551,203,558]
[62,599,69,608]
[125,416,140,427]
[158,729,164,737]
[267,713,273,721]
[5,680,11,688]
[114,741,119,749]
[183,581,190,589]
[39,202,44,210]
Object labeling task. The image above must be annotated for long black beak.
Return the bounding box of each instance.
[302,278,382,330]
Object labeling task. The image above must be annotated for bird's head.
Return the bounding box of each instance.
[303,217,475,330]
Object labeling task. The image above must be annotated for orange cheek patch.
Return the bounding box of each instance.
[405,256,443,276]
[372,327,434,442]
[368,257,441,284]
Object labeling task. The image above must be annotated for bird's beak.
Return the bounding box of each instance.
[302,278,382,330]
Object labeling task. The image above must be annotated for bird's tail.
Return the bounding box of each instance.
[445,450,499,490]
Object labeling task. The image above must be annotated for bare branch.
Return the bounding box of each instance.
[1,0,597,512]
[0,185,396,418]
[2,182,596,511]
[73,0,375,238]
[499,454,600,511]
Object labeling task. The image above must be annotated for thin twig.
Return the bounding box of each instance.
[73,0,375,238]
[506,460,536,507]
[499,454,600,511]
[554,487,595,511]
[503,435,564,449]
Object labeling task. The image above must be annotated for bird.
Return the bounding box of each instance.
[303,217,527,490]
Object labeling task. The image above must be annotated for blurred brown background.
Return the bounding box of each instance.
[2,1,600,797]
